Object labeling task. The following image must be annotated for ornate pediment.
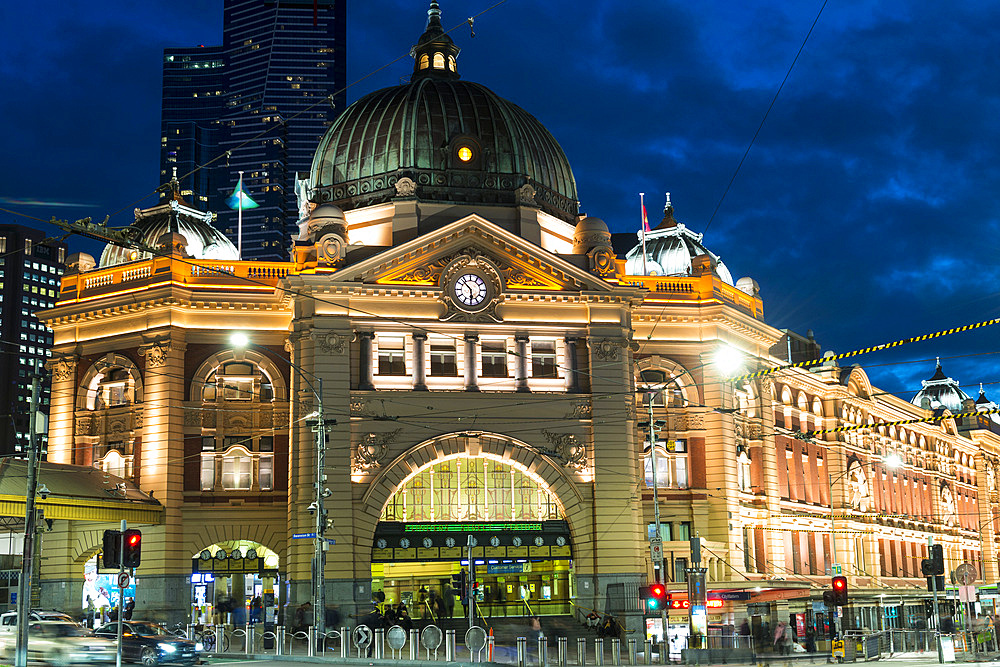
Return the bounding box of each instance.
[334,214,615,294]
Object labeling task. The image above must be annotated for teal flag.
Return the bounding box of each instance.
[226,175,259,210]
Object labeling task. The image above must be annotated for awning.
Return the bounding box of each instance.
[0,459,162,525]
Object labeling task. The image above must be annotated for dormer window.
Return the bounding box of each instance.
[448,55,456,71]
[419,54,429,69]
[433,53,445,69]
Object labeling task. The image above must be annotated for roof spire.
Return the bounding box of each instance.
[656,191,677,229]
[411,0,461,80]
[930,357,947,381]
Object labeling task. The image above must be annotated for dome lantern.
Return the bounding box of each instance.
[411,1,460,80]
[911,359,971,412]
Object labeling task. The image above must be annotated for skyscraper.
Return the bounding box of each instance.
[159,0,346,260]
[0,224,65,458]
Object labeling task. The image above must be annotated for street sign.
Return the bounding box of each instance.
[832,563,842,575]
[117,572,130,589]
[465,626,487,653]
[386,625,407,651]
[292,533,317,539]
[353,624,373,649]
[832,640,845,659]
[649,537,663,563]
[955,563,977,586]
[421,624,443,651]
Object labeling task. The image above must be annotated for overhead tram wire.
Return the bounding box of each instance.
[701,0,829,236]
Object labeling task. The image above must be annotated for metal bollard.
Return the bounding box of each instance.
[517,636,528,667]
[246,625,254,655]
[374,628,384,659]
[611,638,620,666]
[489,634,496,663]
[657,641,666,665]
[627,639,637,666]
[577,637,587,666]
[410,629,419,660]
[341,627,349,658]
[307,628,314,658]
[216,626,224,654]
[276,626,283,657]
[446,629,456,662]
[539,636,549,667]
[595,638,605,666]
[643,640,651,665]
[558,636,568,667]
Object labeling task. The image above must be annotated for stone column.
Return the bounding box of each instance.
[975,454,998,584]
[44,354,78,464]
[358,332,375,391]
[412,333,428,391]
[514,335,530,392]
[759,377,786,576]
[564,337,580,393]
[464,334,480,392]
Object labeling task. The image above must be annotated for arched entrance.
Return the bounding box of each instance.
[371,448,577,619]
[190,541,279,625]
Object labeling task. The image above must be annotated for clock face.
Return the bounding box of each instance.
[399,538,410,549]
[512,537,522,547]
[555,536,566,547]
[423,537,433,548]
[454,273,489,308]
[490,536,501,547]
[445,537,456,548]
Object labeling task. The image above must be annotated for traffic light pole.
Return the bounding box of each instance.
[14,369,41,667]
[929,536,943,663]
[116,519,126,667]
[467,535,475,631]
[646,397,668,643]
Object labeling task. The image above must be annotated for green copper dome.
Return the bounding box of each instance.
[309,3,579,222]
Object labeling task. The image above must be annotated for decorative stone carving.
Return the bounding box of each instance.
[541,430,587,470]
[47,355,78,381]
[139,340,171,368]
[133,410,142,429]
[351,399,373,417]
[259,411,273,428]
[688,414,704,430]
[354,429,402,472]
[316,232,346,267]
[274,411,288,428]
[110,419,126,434]
[516,183,536,205]
[75,416,93,436]
[226,411,251,429]
[394,177,417,197]
[312,331,350,355]
[566,401,592,420]
[587,246,616,277]
[184,408,201,427]
[202,411,217,429]
[594,338,628,361]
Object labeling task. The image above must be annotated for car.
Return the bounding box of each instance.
[0,620,115,665]
[94,621,198,665]
[0,610,79,633]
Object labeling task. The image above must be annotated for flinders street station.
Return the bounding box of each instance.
[26,0,1000,644]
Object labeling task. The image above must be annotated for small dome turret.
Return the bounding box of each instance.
[411,1,460,80]
[911,359,970,412]
[624,195,733,284]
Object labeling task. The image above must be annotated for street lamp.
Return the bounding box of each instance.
[229,333,333,639]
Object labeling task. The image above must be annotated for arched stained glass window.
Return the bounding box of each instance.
[380,455,562,522]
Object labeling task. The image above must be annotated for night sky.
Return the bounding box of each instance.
[2,1,998,403]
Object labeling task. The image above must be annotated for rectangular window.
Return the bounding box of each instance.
[673,557,688,583]
[530,340,558,378]
[377,336,406,375]
[200,456,215,490]
[201,437,215,451]
[222,455,252,490]
[259,455,273,491]
[259,436,274,452]
[222,378,253,401]
[678,522,691,541]
[480,340,508,377]
[430,339,458,376]
[224,435,249,449]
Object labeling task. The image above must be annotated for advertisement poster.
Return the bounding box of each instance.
[795,613,806,638]
[82,560,135,610]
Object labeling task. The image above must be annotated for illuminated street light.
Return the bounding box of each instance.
[713,344,743,375]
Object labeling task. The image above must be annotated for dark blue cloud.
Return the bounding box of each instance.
[1,0,998,398]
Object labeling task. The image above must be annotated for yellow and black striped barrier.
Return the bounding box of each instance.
[730,317,1000,384]
[799,407,1000,437]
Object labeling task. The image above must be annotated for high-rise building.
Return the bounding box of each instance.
[0,224,65,457]
[158,0,346,261]
[159,45,227,211]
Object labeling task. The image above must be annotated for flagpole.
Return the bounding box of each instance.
[237,170,244,259]
[640,192,648,276]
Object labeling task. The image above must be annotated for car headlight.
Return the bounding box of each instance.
[158,643,177,653]
[195,642,204,652]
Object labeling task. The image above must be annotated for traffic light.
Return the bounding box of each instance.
[832,576,848,606]
[451,569,467,597]
[929,544,945,575]
[122,529,142,568]
[102,529,121,569]
[641,583,668,611]
[921,558,935,576]
[822,589,836,607]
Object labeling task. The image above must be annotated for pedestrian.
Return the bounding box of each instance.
[250,596,263,624]
[418,587,429,619]
[442,583,456,618]
[86,596,96,629]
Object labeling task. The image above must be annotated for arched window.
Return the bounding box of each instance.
[419,54,429,69]
[433,53,445,69]
[201,361,275,403]
[201,445,273,492]
[737,448,752,492]
[644,438,688,489]
[448,55,456,71]
[83,362,140,410]
[99,450,130,479]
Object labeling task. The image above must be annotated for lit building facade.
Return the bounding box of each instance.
[159,0,347,260]
[0,224,65,457]
[38,2,1000,640]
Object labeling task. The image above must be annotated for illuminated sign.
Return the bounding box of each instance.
[668,599,725,609]
[404,522,543,532]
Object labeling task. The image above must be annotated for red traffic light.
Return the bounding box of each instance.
[122,528,142,568]
[128,534,140,546]
[650,583,666,598]
[832,576,846,590]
